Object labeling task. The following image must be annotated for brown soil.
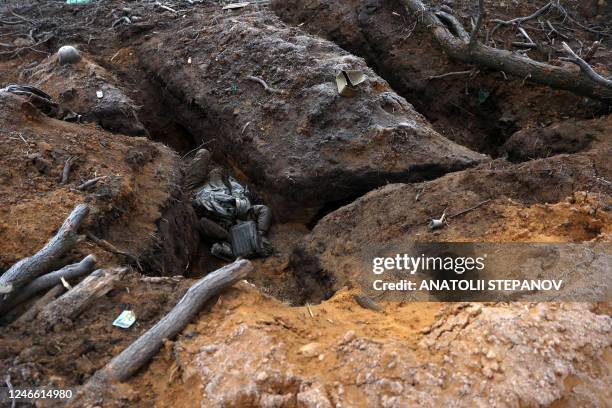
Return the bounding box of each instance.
[0,1,610,407]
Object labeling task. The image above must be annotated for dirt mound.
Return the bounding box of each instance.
[136,8,485,222]
[271,0,610,155]
[20,52,147,136]
[0,91,198,275]
[128,283,611,407]
[296,150,611,292]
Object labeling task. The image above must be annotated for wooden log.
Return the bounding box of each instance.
[95,259,251,382]
[0,204,89,295]
[38,267,127,329]
[0,255,97,314]
[13,285,65,325]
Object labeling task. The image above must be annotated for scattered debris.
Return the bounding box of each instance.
[335,70,366,97]
[428,210,447,230]
[113,310,137,329]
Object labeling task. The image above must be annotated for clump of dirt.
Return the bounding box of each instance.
[21,52,147,136]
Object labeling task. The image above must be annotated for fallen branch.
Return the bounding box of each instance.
[0,204,89,295]
[38,268,127,329]
[0,255,96,314]
[401,0,612,100]
[92,259,252,382]
[246,75,284,94]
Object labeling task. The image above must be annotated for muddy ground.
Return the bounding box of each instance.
[0,0,610,407]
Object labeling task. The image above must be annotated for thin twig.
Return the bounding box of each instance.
[246,75,283,94]
[449,199,491,219]
[517,27,536,47]
[155,2,178,14]
[180,139,215,159]
[488,1,553,43]
[426,68,476,80]
[306,302,314,318]
[469,0,484,46]
[562,42,612,89]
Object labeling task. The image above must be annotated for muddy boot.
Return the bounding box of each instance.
[211,242,233,260]
[258,236,274,257]
[185,148,211,189]
[251,204,272,234]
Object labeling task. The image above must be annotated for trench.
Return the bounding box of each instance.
[112,3,604,306]
[127,69,491,305]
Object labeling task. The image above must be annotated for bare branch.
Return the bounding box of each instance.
[469,0,485,47]
[562,42,612,89]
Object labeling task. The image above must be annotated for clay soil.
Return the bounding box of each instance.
[0,1,610,407]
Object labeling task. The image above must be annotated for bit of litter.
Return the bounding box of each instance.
[428,210,447,230]
[335,70,366,97]
[66,0,93,4]
[96,90,104,99]
[187,57,192,64]
[223,2,250,10]
[113,310,136,329]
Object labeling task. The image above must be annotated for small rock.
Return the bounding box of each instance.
[343,330,356,343]
[299,342,320,358]
[200,344,219,354]
[482,367,494,378]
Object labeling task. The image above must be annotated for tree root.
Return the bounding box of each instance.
[401,0,612,101]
